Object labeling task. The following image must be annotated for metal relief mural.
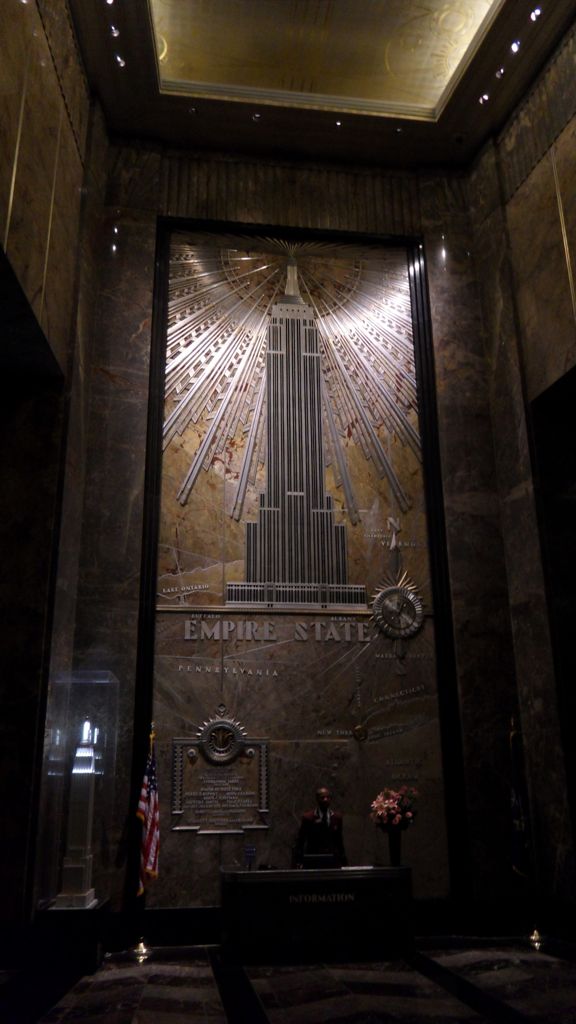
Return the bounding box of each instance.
[154,231,448,905]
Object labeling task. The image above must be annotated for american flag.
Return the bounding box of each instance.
[136,733,159,895]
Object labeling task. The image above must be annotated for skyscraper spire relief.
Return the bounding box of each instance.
[226,260,367,608]
[159,234,421,612]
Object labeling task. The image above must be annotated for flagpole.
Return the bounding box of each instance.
[137,722,160,898]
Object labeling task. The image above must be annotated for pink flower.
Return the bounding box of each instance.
[370,786,418,828]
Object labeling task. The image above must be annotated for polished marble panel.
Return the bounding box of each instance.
[420,187,520,899]
[468,138,576,903]
[552,116,576,380]
[499,23,576,204]
[41,116,83,371]
[34,99,111,911]
[36,0,90,159]
[507,150,574,402]
[5,4,61,320]
[148,149,422,236]
[0,0,31,242]
[71,208,157,909]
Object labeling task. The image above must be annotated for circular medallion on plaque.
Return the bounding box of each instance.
[372,572,424,640]
[196,707,247,764]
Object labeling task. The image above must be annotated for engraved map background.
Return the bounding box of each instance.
[152,231,448,905]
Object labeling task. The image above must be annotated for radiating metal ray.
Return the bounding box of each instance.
[299,277,411,512]
[175,287,280,504]
[164,238,420,520]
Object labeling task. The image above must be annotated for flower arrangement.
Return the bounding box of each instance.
[370,786,418,829]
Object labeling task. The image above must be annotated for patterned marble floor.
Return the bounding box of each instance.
[20,941,576,1024]
[246,959,491,1023]
[37,949,226,1024]
[424,945,576,1023]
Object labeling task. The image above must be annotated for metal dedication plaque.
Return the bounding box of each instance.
[171,706,269,833]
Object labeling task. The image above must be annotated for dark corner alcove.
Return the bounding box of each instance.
[531,366,576,841]
[0,249,65,930]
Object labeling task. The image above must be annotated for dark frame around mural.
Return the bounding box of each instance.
[130,217,469,910]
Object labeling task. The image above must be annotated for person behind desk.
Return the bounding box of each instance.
[293,786,348,868]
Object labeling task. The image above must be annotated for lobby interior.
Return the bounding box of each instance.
[2,1,576,1021]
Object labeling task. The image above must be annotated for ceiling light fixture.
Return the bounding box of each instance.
[110,24,120,37]
[479,93,489,104]
[511,39,521,53]
[495,67,505,79]
[335,120,342,127]
[252,113,261,122]
[115,53,126,67]
[530,7,542,21]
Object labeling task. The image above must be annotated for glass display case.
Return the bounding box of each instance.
[36,670,118,910]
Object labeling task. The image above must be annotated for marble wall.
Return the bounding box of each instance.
[34,103,111,911]
[0,0,92,931]
[11,2,576,928]
[55,144,520,913]
[466,20,576,903]
[0,0,88,373]
[419,174,520,901]
[507,126,576,400]
[69,201,157,906]
[498,21,576,399]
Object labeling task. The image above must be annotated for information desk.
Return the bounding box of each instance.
[221,866,412,962]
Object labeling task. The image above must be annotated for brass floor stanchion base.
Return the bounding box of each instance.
[132,938,150,963]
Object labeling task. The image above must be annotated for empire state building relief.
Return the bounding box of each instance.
[157,232,425,613]
[228,261,366,608]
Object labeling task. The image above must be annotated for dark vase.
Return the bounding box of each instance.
[387,826,402,867]
[379,823,401,864]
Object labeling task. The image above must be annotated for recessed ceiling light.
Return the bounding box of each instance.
[335,120,342,127]
[110,24,120,37]
[530,7,542,21]
[115,53,126,67]
[511,39,521,53]
[395,126,403,134]
[495,67,505,79]
[479,93,489,104]
[252,113,261,122]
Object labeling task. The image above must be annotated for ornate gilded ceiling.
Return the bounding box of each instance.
[150,0,505,120]
[69,0,576,167]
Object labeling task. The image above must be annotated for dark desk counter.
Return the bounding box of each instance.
[220,866,413,962]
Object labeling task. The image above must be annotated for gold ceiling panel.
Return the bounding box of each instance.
[149,0,505,120]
